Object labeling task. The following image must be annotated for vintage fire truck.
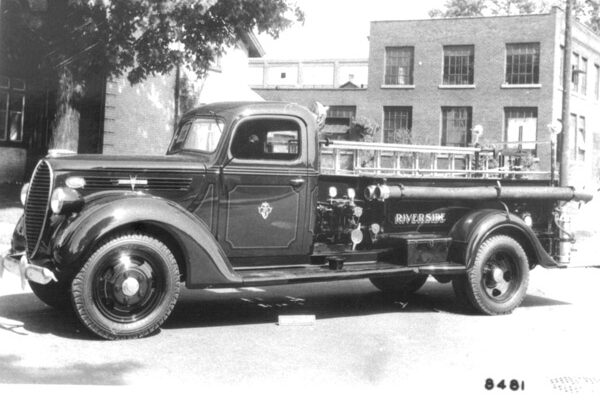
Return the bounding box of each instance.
[0,102,593,339]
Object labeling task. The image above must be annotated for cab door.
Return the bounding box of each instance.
[217,115,310,261]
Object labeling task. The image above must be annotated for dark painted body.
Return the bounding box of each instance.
[14,101,569,289]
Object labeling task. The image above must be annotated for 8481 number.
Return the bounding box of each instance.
[485,379,525,391]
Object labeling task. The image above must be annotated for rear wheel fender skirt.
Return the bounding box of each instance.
[448,209,557,268]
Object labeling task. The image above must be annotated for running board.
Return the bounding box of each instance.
[237,261,465,286]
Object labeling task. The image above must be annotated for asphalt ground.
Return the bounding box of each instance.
[1,184,600,397]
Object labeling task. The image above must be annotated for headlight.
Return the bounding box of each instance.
[347,188,356,200]
[20,183,30,206]
[50,187,83,214]
[328,186,338,198]
[521,213,533,227]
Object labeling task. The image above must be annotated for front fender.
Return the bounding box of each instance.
[52,191,240,287]
[449,209,557,268]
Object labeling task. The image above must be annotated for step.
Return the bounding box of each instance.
[237,261,465,286]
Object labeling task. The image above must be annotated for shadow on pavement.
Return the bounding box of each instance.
[164,282,572,330]
[0,354,141,385]
[0,282,571,337]
[0,293,95,340]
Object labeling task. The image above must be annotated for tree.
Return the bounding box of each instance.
[429,0,600,34]
[488,0,539,14]
[429,0,487,17]
[0,0,304,151]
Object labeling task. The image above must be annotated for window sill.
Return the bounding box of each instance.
[438,84,476,89]
[500,83,542,89]
[380,84,415,89]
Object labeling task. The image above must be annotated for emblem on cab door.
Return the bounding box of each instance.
[258,202,273,219]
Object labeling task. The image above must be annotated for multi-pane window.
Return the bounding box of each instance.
[323,105,356,135]
[581,57,588,95]
[326,106,356,125]
[441,107,472,147]
[505,43,540,85]
[577,115,586,161]
[383,106,412,143]
[505,107,538,151]
[0,76,25,143]
[384,47,414,85]
[572,53,589,95]
[571,52,580,92]
[443,45,474,85]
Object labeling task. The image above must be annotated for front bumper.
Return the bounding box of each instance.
[0,251,57,288]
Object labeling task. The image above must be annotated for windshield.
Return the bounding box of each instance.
[170,118,224,153]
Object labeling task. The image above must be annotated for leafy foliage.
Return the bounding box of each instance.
[349,116,379,142]
[429,0,487,17]
[2,0,304,86]
[430,0,600,33]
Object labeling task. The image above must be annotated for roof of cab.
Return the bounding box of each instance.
[180,101,316,124]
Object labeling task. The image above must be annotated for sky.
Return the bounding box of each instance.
[256,0,448,59]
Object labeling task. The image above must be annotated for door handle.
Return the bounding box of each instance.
[290,178,305,187]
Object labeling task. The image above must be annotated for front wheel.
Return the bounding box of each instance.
[71,233,181,340]
[456,235,529,315]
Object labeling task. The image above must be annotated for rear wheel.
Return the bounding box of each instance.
[457,235,529,315]
[29,279,72,311]
[370,275,428,296]
[71,233,181,340]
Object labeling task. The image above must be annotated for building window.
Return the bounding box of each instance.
[595,64,600,100]
[443,45,474,85]
[383,106,412,143]
[505,43,540,85]
[571,52,580,92]
[441,107,472,147]
[581,57,588,95]
[322,105,356,135]
[384,47,414,85]
[505,107,538,151]
[0,76,25,144]
[577,115,586,161]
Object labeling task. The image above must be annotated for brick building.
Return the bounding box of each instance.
[102,32,264,156]
[253,7,600,185]
[0,21,263,182]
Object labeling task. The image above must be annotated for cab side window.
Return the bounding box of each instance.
[231,119,300,161]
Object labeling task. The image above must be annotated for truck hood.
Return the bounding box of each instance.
[45,153,207,173]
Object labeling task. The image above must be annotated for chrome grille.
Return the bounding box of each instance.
[24,160,52,258]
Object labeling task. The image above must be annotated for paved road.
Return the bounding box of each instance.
[1,267,599,396]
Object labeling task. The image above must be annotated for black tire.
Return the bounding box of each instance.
[370,274,428,295]
[71,233,181,340]
[29,279,72,311]
[461,235,529,315]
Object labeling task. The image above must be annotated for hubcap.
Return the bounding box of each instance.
[483,251,518,301]
[122,277,140,297]
[93,250,166,323]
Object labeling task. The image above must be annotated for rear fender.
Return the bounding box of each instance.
[449,209,557,268]
[52,191,240,287]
